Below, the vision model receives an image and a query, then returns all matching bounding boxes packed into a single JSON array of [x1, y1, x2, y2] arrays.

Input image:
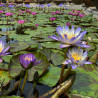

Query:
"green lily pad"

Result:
[[8, 54, 24, 78], [0, 70, 11, 87], [10, 42, 30, 53], [2, 55, 13, 63], [50, 50, 65, 66], [41, 42, 61, 50], [39, 67, 61, 87], [70, 66, 98, 97]]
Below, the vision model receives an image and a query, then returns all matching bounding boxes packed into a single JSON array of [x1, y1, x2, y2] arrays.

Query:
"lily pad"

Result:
[[50, 50, 65, 66], [10, 42, 30, 53], [70, 66, 98, 97], [0, 70, 11, 87], [39, 67, 61, 87], [8, 54, 24, 78], [41, 42, 61, 50]]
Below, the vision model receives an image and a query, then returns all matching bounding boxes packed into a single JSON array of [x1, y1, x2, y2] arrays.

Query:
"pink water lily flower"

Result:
[[76, 11, 80, 14], [68, 12, 73, 15], [62, 48, 92, 69], [66, 23, 71, 26], [51, 12, 55, 15], [49, 25, 90, 48], [18, 20, 25, 24], [55, 11, 60, 14], [32, 12, 37, 15], [35, 24, 39, 26], [22, 11, 25, 14], [0, 40, 10, 57], [18, 13, 21, 15], [20, 53, 41, 69], [0, 10, 3, 13], [72, 10, 76, 12], [79, 14, 84, 17], [50, 17, 56, 21], [26, 10, 31, 13], [5, 13, 13, 16]]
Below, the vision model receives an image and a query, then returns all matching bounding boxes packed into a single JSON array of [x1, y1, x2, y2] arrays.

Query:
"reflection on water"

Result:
[[0, 36, 17, 45], [0, 27, 17, 32]]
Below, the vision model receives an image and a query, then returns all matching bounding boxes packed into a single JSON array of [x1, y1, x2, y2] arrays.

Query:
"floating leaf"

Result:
[[8, 54, 24, 78], [10, 42, 30, 53], [50, 50, 65, 66], [70, 67, 98, 97], [39, 67, 61, 87], [0, 70, 11, 88], [41, 42, 61, 50], [2, 55, 13, 63]]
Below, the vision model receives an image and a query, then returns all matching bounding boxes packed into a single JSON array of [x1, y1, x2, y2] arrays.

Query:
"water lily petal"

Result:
[[2, 46, 10, 53], [75, 27, 81, 36], [60, 44, 70, 48], [76, 43, 91, 48], [85, 61, 92, 64], [48, 35, 59, 41], [71, 64, 77, 69]]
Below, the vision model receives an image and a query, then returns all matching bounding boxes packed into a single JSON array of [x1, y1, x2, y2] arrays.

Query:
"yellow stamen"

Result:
[[0, 47, 2, 53], [25, 57, 31, 61], [71, 53, 81, 61], [62, 33, 75, 39]]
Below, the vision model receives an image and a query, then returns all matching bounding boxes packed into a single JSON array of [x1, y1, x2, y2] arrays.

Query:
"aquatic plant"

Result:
[[66, 23, 71, 26], [18, 20, 25, 27], [55, 11, 60, 14], [50, 17, 56, 24], [18, 20, 25, 24], [79, 14, 85, 17], [62, 48, 92, 69], [5, 13, 13, 16], [19, 53, 41, 69], [35, 24, 39, 26], [32, 12, 37, 15], [0, 40, 10, 57], [49, 25, 90, 48], [0, 10, 3, 13], [51, 12, 56, 15]]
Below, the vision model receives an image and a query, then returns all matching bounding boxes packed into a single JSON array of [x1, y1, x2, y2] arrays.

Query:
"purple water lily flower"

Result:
[[0, 40, 10, 57], [59, 3, 63, 6], [62, 48, 92, 69], [48, 25, 90, 48], [47, 4, 51, 7], [19, 53, 41, 69]]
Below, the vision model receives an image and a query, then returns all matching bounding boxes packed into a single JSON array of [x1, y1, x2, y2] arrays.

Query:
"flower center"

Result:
[[25, 57, 31, 61], [0, 48, 2, 53], [71, 53, 81, 61], [62, 33, 75, 39]]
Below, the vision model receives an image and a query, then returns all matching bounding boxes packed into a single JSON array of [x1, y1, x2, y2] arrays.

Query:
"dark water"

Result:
[[17, 79, 52, 98]]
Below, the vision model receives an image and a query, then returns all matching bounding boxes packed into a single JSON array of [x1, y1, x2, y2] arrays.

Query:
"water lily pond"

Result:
[[0, 3, 98, 98]]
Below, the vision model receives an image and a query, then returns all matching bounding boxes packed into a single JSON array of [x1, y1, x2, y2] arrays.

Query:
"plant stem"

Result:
[[63, 67, 72, 81], [59, 64, 66, 84], [18, 78, 22, 90], [20, 70, 28, 94]]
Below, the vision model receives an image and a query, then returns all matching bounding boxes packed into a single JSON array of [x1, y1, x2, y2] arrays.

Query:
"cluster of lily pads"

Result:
[[0, 2, 98, 98]]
